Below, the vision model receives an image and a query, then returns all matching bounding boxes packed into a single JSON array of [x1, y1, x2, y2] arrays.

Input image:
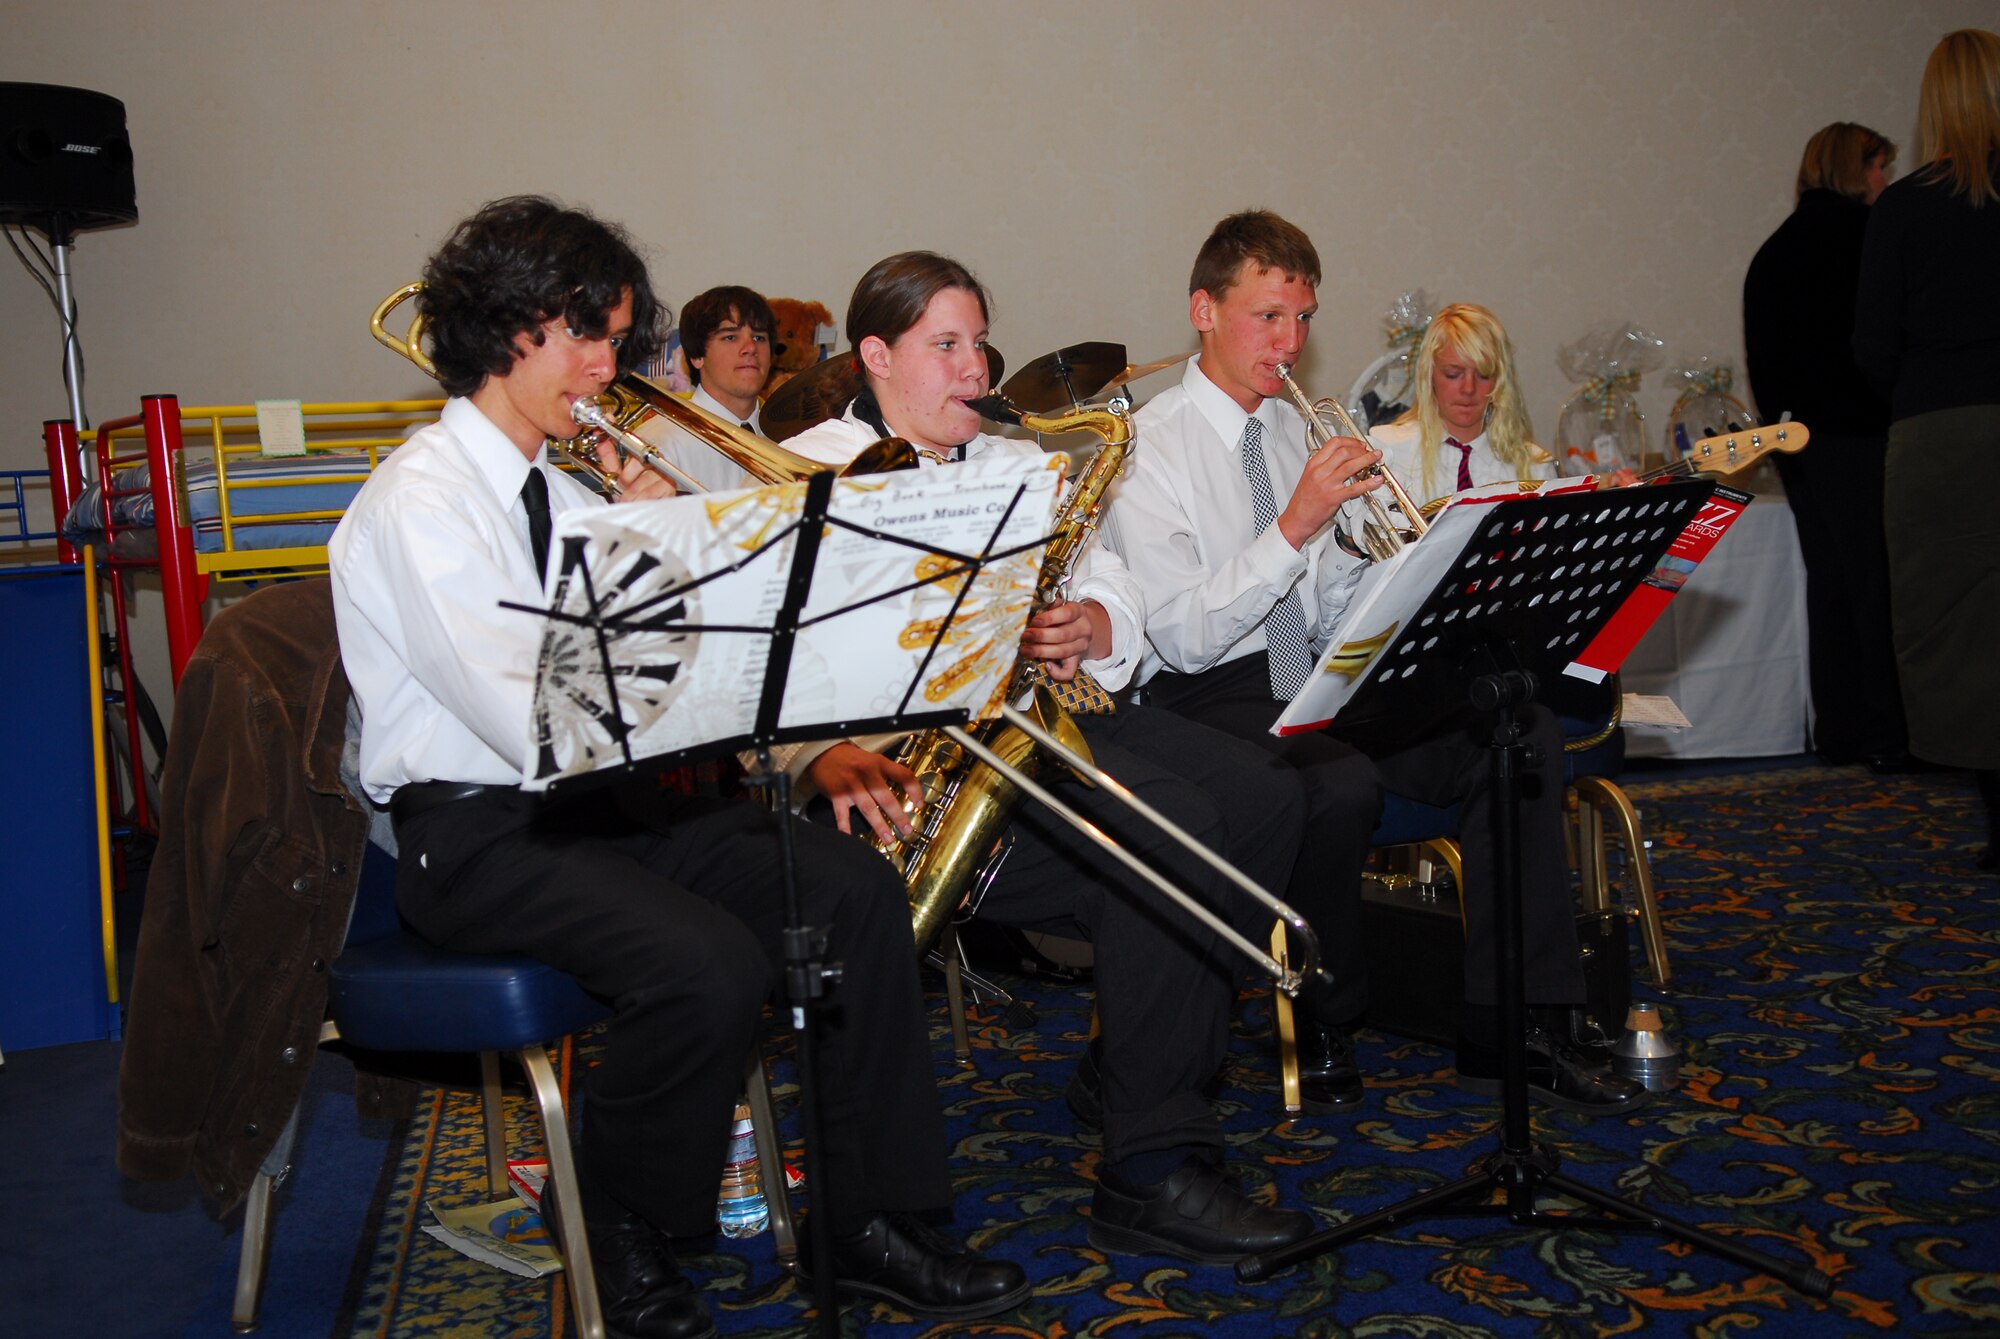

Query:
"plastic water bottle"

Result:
[[716, 1102, 768, 1237]]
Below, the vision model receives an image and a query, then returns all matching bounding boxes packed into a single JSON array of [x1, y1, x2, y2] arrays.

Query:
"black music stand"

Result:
[[517, 464, 1059, 1336], [1239, 481, 1833, 1301]]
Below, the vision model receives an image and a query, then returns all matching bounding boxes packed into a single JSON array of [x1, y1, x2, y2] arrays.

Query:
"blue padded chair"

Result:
[[229, 842, 796, 1338]]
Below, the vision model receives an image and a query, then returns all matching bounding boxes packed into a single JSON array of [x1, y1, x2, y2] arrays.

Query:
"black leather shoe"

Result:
[[540, 1179, 714, 1339], [1066, 1041, 1105, 1132], [1532, 1004, 1617, 1069], [1298, 1023, 1364, 1109], [801, 1212, 1030, 1320], [1088, 1156, 1312, 1265], [1457, 1028, 1649, 1116]]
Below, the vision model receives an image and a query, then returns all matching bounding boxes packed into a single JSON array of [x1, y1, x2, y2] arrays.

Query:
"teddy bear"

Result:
[[761, 297, 836, 397]]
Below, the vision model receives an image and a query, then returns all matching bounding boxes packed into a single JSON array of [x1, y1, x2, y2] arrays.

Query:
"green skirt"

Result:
[[1883, 403, 2000, 768]]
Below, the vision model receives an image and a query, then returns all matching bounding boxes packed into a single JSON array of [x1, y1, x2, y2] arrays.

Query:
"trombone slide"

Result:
[[950, 703, 1326, 995]]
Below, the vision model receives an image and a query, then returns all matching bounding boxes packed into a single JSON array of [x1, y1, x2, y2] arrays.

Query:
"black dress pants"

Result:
[[970, 704, 1305, 1163], [392, 783, 950, 1238], [1145, 653, 1585, 1037], [1773, 437, 1907, 759]]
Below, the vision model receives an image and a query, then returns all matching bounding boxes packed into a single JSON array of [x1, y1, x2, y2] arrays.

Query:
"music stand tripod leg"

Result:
[[1238, 668, 1833, 1301], [758, 752, 845, 1338]]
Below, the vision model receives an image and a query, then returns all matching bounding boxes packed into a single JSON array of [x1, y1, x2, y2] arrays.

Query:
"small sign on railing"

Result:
[[254, 400, 307, 457]]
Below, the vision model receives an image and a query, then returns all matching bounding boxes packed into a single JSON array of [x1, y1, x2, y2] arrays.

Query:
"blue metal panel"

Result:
[[0, 566, 115, 1050]]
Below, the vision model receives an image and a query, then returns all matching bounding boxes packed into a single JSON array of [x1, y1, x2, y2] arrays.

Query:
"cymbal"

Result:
[[759, 354, 863, 442], [1000, 341, 1127, 414], [1115, 350, 1193, 386], [759, 346, 1007, 442]]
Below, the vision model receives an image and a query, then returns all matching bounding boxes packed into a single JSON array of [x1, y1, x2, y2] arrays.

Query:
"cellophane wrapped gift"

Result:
[[1553, 322, 1665, 476], [1350, 289, 1435, 428], [1665, 355, 1756, 458]]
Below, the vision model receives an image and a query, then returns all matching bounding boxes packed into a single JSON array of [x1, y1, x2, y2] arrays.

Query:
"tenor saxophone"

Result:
[[884, 393, 1133, 953]]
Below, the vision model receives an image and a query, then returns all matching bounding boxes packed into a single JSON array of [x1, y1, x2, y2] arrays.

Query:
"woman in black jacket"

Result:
[[1743, 121, 1902, 768], [1853, 28, 2000, 868]]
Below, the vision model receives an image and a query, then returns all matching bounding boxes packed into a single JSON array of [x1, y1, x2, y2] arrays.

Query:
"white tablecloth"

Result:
[[1621, 496, 1813, 759]]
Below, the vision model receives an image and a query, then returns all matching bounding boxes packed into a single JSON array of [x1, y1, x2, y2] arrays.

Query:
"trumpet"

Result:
[[1273, 362, 1430, 562], [568, 396, 707, 496]]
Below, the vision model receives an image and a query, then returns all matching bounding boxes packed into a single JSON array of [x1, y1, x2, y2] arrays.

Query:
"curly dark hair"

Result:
[[418, 195, 669, 398], [678, 285, 774, 388]]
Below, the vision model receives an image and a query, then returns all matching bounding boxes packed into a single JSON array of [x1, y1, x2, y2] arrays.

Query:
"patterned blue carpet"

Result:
[[345, 764, 2000, 1337]]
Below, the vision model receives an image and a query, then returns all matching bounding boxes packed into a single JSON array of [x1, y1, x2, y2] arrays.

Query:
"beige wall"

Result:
[[3, 0, 1988, 704]]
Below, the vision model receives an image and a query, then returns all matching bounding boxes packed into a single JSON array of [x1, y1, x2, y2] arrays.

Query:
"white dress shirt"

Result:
[[631, 382, 760, 494], [773, 405, 1148, 794], [1367, 418, 1557, 510], [330, 397, 602, 802], [1102, 354, 1367, 684]]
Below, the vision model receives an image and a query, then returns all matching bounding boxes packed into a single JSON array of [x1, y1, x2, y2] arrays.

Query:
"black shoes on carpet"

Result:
[[557, 1189, 1028, 1331], [1089, 1155, 1313, 1265], [1297, 1022, 1365, 1109], [539, 1180, 716, 1339], [1456, 1025, 1649, 1115], [798, 1211, 1031, 1320], [1065, 1038, 1108, 1131]]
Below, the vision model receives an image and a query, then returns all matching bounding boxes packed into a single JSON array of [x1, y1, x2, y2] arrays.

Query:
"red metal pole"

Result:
[[42, 419, 82, 565], [140, 395, 205, 687]]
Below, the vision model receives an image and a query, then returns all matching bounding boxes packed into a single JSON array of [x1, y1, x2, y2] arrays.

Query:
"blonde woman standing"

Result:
[[1854, 28, 2000, 867]]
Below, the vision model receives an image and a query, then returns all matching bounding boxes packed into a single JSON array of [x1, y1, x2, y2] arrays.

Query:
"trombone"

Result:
[[369, 282, 915, 497], [961, 701, 1323, 997]]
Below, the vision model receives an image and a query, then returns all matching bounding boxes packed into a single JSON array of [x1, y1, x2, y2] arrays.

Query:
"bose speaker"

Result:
[[0, 83, 138, 239]]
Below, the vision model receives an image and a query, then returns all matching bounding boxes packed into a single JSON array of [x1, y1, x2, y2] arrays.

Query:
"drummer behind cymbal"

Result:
[[632, 284, 775, 492]]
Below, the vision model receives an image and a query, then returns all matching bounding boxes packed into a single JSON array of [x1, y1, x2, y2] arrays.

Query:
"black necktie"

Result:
[[520, 468, 551, 580], [740, 421, 753, 432]]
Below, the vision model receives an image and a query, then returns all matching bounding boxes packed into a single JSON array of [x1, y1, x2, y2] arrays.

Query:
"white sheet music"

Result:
[[522, 455, 1065, 787]]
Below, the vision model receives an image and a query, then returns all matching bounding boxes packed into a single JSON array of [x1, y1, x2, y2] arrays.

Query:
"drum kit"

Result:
[[759, 339, 1189, 442]]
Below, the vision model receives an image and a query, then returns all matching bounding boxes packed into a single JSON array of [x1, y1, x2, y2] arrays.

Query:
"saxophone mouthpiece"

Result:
[[968, 393, 1023, 426]]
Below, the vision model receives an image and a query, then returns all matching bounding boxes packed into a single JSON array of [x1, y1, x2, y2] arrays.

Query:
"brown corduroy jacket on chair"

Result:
[[114, 577, 374, 1213]]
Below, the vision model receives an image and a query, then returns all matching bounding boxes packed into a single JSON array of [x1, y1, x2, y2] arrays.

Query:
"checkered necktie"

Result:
[[1239, 418, 1314, 701], [1447, 435, 1474, 492], [1046, 664, 1117, 714]]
